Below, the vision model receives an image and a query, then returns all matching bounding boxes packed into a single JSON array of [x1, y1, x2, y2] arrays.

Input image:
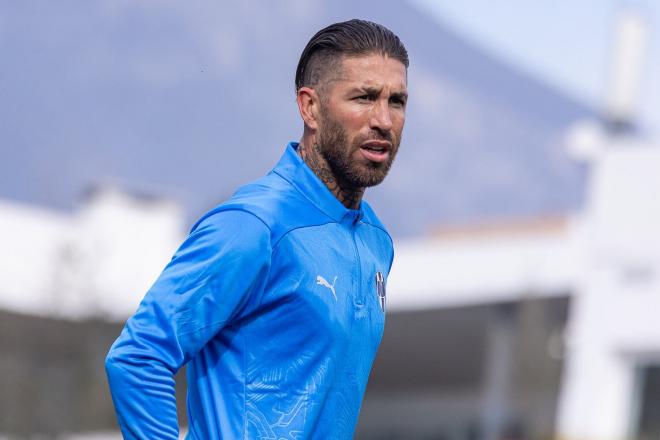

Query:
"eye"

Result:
[[354, 94, 375, 101], [390, 96, 406, 107]]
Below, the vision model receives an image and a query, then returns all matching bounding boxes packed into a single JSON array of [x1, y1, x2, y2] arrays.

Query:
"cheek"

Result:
[[393, 113, 405, 136], [345, 109, 371, 128], [340, 113, 371, 143], [393, 110, 405, 126]]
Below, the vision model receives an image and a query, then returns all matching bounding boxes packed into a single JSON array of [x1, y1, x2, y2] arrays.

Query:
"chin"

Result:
[[351, 167, 390, 188]]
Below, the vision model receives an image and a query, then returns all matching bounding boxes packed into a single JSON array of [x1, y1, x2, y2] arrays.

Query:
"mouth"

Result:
[[359, 140, 391, 163]]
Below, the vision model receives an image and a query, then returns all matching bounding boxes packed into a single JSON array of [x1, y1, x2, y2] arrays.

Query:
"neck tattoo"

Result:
[[297, 142, 364, 210]]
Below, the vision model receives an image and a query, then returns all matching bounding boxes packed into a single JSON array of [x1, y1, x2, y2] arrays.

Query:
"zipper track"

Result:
[[351, 224, 363, 305]]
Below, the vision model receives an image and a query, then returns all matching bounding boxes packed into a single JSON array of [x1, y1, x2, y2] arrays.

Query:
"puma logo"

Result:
[[316, 275, 337, 301]]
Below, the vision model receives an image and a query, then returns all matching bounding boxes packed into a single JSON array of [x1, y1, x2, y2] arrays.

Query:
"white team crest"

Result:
[[376, 271, 386, 312], [316, 275, 337, 301]]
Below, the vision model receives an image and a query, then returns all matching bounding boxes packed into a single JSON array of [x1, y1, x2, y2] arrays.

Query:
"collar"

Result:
[[272, 141, 364, 225]]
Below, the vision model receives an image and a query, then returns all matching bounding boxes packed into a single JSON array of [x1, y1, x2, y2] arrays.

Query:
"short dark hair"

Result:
[[295, 19, 409, 93]]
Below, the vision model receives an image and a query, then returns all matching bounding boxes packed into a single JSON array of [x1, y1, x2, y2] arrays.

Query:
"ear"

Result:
[[296, 86, 321, 131]]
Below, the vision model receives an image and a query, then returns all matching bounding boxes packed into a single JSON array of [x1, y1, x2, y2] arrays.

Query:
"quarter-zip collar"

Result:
[[272, 142, 364, 226]]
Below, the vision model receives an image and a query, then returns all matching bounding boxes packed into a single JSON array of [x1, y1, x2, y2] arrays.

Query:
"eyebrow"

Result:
[[349, 86, 408, 100]]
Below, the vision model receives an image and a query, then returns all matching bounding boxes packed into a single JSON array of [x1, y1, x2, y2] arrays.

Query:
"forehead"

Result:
[[332, 54, 407, 91]]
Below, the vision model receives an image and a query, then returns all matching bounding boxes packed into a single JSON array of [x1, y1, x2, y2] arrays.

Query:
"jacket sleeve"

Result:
[[105, 209, 271, 439]]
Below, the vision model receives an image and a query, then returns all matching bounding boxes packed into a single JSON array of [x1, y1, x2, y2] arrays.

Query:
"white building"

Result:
[[0, 185, 184, 320], [377, 130, 660, 439]]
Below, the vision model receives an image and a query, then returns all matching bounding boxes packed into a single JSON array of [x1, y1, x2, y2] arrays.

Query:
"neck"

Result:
[[297, 140, 364, 210]]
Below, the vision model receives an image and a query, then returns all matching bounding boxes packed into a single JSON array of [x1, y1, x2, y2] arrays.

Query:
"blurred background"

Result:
[[1, 0, 660, 439]]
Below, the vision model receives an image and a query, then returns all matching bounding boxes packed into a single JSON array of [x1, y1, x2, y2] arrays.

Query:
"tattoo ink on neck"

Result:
[[297, 142, 364, 210]]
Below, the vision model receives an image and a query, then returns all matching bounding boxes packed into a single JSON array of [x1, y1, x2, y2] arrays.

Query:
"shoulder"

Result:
[[360, 200, 395, 272], [175, 209, 272, 267], [190, 172, 333, 245], [360, 200, 393, 245]]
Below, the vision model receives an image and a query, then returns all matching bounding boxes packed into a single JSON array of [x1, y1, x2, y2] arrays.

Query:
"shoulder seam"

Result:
[[214, 208, 340, 253], [272, 221, 337, 251], [200, 207, 273, 236], [360, 220, 393, 243], [361, 221, 395, 273]]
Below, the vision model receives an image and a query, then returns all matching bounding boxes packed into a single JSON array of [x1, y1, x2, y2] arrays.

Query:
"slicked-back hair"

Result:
[[295, 19, 409, 94]]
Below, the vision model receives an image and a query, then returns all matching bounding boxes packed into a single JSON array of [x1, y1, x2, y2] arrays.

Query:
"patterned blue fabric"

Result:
[[106, 142, 394, 439]]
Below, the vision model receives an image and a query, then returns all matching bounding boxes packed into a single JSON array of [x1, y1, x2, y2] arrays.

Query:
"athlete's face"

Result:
[[316, 54, 407, 188]]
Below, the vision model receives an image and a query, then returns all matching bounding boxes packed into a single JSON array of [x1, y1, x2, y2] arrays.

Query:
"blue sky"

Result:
[[412, 0, 660, 132]]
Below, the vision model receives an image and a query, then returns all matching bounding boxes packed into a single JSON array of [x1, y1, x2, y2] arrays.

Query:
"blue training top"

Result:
[[106, 142, 394, 439]]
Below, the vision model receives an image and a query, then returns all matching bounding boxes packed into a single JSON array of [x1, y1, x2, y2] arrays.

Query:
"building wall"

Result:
[[556, 141, 660, 440], [357, 297, 569, 440], [0, 309, 187, 437]]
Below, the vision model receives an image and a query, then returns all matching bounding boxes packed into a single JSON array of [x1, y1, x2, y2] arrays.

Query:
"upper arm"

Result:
[[109, 208, 272, 371]]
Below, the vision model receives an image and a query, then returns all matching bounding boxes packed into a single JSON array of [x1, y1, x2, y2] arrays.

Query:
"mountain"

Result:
[[0, 0, 592, 236]]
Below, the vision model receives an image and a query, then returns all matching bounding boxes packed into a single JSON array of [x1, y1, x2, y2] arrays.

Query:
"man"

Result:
[[106, 19, 408, 439]]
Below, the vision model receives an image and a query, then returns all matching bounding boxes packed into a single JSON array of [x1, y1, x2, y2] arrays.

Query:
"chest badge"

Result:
[[375, 271, 386, 312]]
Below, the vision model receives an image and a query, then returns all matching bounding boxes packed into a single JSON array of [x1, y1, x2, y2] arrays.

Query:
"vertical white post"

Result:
[[604, 9, 647, 128]]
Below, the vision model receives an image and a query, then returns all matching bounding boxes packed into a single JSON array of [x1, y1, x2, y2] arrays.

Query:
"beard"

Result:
[[315, 109, 399, 189]]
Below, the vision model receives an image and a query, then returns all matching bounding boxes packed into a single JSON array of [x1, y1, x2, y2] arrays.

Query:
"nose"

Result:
[[369, 99, 393, 132]]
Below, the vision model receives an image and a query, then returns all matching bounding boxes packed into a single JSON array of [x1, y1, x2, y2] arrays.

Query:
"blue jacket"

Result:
[[106, 142, 394, 439]]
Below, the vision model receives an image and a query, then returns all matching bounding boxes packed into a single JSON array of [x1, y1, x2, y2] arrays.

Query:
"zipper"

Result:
[[351, 222, 363, 306]]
